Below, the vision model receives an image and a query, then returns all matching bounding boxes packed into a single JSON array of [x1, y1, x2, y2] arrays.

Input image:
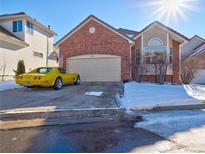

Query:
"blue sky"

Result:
[[1, 0, 205, 42]]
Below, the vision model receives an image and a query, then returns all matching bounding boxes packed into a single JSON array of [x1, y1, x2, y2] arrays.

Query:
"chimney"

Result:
[[48, 25, 51, 29]]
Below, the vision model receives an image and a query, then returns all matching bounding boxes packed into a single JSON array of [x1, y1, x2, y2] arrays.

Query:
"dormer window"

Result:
[[12, 20, 22, 32], [27, 21, 34, 34]]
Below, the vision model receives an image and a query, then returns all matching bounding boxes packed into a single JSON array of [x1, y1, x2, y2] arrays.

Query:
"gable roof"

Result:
[[133, 21, 189, 41], [0, 12, 26, 18], [117, 28, 139, 38], [0, 25, 28, 47], [187, 42, 205, 59], [193, 42, 205, 51], [55, 15, 134, 46], [0, 12, 57, 36], [0, 25, 22, 41], [189, 35, 205, 42]]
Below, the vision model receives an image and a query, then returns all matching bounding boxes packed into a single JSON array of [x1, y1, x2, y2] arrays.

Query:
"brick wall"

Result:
[[172, 40, 180, 83], [59, 19, 132, 80]]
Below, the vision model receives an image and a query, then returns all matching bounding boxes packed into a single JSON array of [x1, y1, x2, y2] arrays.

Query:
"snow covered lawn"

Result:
[[121, 82, 204, 110], [0, 80, 22, 91]]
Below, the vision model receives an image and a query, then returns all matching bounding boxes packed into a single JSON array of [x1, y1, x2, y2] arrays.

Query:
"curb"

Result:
[[131, 104, 205, 112], [0, 107, 126, 130], [0, 107, 123, 114]]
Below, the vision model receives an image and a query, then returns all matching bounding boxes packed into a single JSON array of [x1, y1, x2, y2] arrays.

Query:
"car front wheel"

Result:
[[74, 76, 80, 85], [54, 77, 63, 90]]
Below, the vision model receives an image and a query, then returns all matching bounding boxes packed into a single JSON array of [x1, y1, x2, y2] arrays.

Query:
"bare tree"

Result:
[[135, 62, 148, 82], [181, 58, 199, 84], [153, 52, 168, 84]]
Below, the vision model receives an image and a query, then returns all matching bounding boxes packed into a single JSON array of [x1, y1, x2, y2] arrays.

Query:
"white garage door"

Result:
[[66, 54, 121, 82]]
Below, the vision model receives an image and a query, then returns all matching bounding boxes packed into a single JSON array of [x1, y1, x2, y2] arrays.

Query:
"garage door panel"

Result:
[[67, 56, 121, 82]]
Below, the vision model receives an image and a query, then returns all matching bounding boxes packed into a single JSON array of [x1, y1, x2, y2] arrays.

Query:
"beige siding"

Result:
[[135, 25, 173, 75], [143, 25, 167, 48], [0, 17, 57, 80]]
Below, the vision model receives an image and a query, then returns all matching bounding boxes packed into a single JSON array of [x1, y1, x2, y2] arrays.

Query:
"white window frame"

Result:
[[148, 37, 164, 46], [144, 47, 167, 64]]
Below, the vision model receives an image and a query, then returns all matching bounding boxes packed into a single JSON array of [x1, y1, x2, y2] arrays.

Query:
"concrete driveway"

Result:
[[0, 83, 123, 110]]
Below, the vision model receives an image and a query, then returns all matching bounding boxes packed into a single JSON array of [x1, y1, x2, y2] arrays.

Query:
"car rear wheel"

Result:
[[74, 76, 80, 85], [54, 77, 63, 90]]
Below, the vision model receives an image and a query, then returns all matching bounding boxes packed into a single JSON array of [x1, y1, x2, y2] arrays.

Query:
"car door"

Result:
[[58, 68, 70, 84]]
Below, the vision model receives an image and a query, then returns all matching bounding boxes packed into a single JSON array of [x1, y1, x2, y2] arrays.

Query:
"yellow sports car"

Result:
[[16, 67, 80, 90]]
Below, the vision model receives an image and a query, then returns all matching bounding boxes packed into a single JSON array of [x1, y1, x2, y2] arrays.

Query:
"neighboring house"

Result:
[[0, 12, 58, 80], [181, 35, 205, 59], [55, 15, 188, 83], [181, 35, 205, 84], [183, 42, 205, 84]]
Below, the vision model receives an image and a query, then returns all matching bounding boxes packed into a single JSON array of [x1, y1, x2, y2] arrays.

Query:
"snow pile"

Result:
[[0, 80, 22, 91], [183, 84, 205, 101], [121, 82, 203, 110], [85, 91, 103, 96], [135, 110, 205, 145]]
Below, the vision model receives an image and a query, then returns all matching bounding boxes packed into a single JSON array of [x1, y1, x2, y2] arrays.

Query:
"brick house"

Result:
[[182, 38, 205, 84], [55, 15, 189, 83]]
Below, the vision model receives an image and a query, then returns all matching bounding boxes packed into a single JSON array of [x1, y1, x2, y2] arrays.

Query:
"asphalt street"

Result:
[[0, 121, 174, 153]]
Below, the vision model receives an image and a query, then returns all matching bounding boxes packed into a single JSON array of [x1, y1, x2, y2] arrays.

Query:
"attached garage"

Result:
[[67, 54, 121, 82], [55, 15, 134, 82]]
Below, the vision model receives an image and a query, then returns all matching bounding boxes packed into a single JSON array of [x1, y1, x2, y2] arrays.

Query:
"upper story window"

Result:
[[27, 21, 34, 34], [148, 38, 163, 46], [13, 20, 23, 32]]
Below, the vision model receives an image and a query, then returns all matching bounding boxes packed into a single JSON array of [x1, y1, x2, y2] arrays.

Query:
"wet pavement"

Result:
[[0, 121, 171, 153]]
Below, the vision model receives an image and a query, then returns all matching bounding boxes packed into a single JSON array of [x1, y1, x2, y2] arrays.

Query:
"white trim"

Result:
[[68, 54, 120, 60], [179, 44, 182, 81], [129, 43, 135, 78], [179, 41, 187, 80], [166, 32, 170, 63], [141, 34, 144, 64], [55, 16, 134, 46]]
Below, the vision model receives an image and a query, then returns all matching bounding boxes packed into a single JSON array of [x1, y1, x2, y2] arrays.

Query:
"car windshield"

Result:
[[37, 68, 52, 74]]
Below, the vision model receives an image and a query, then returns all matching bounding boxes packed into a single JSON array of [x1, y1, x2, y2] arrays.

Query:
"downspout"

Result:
[[46, 36, 49, 66]]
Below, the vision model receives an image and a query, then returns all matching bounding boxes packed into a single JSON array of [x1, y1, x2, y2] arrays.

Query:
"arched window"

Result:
[[148, 38, 163, 46]]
